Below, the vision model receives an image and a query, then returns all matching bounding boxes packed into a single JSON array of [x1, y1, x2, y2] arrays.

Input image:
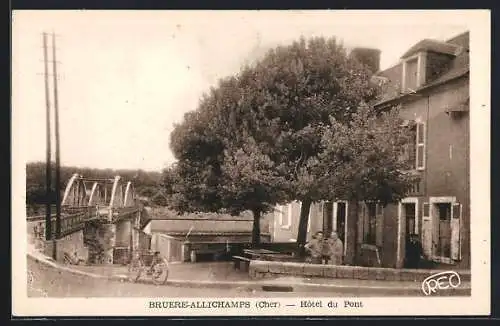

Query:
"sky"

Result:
[[12, 10, 469, 172]]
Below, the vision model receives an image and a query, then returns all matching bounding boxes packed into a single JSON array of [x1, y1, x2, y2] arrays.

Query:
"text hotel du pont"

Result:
[[148, 299, 364, 310]]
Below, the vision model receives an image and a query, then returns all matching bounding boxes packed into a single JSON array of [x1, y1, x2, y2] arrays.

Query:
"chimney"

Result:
[[350, 47, 381, 74]]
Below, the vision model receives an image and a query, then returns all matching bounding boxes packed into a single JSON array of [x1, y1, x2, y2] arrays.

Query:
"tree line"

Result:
[[161, 36, 418, 249], [26, 161, 162, 206]]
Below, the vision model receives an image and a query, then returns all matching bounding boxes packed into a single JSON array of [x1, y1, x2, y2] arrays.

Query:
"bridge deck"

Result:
[[27, 205, 140, 237]]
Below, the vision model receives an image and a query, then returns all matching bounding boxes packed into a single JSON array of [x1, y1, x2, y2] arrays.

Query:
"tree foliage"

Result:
[[316, 105, 419, 204], [163, 36, 415, 247], [25, 162, 162, 206]]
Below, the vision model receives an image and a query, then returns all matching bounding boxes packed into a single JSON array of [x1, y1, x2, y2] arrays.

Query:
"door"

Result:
[[402, 203, 417, 266], [404, 203, 416, 237], [436, 203, 452, 259], [451, 203, 462, 261], [421, 202, 432, 257]]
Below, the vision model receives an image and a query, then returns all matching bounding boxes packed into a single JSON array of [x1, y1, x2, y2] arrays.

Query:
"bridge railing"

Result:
[[27, 206, 100, 238]]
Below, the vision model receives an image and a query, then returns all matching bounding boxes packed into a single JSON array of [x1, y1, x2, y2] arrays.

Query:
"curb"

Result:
[[27, 253, 471, 296]]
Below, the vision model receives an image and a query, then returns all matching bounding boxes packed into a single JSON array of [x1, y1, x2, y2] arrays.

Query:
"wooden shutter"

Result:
[[451, 203, 462, 261], [416, 122, 426, 170], [357, 202, 365, 244], [376, 204, 384, 247], [421, 202, 433, 258]]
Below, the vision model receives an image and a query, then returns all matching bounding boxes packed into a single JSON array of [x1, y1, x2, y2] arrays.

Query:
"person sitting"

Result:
[[304, 231, 324, 264], [325, 231, 344, 265]]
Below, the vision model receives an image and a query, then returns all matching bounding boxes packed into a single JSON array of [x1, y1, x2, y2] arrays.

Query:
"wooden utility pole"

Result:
[[42, 32, 53, 244], [52, 32, 62, 240]]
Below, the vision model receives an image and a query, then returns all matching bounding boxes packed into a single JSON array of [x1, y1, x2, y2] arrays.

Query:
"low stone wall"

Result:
[[41, 229, 89, 263], [249, 260, 471, 282]]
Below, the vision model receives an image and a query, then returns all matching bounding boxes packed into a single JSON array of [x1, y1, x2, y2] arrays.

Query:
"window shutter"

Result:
[[451, 203, 462, 261], [416, 122, 426, 170], [376, 204, 384, 247], [357, 202, 364, 244], [421, 202, 432, 258]]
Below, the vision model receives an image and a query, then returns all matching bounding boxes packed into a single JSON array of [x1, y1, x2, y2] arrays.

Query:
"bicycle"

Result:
[[128, 252, 169, 285]]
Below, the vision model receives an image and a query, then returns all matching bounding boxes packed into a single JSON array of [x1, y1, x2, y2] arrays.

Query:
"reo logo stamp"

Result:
[[421, 271, 461, 296]]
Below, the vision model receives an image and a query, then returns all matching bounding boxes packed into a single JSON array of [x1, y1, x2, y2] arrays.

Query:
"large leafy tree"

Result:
[[164, 36, 380, 246], [233, 37, 379, 247], [166, 76, 289, 244]]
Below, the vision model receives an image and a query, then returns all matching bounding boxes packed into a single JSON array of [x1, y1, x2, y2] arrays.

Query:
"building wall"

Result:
[[270, 202, 299, 242], [270, 201, 323, 243], [399, 77, 469, 268], [269, 77, 469, 269], [115, 220, 131, 247], [150, 233, 183, 262]]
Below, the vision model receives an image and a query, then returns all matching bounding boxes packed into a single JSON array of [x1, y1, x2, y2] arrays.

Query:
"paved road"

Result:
[[28, 257, 467, 298], [29, 258, 364, 298]]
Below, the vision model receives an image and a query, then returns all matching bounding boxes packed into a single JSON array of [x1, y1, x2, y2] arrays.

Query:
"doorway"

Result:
[[435, 202, 452, 259], [397, 197, 419, 269], [402, 202, 417, 267]]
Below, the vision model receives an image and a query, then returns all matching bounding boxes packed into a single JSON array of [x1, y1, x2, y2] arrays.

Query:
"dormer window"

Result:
[[401, 52, 426, 93]]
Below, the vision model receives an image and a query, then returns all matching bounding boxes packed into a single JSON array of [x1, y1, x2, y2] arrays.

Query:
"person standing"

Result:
[[405, 234, 424, 269], [304, 231, 324, 264], [326, 231, 344, 265]]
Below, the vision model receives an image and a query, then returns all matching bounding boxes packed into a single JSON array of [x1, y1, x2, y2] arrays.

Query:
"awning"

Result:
[[445, 97, 469, 114]]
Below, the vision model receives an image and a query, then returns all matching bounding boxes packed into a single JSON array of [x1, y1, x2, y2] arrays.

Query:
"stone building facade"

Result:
[[270, 31, 470, 269]]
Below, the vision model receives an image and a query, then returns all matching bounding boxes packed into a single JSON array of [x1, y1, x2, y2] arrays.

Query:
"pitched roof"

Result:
[[148, 218, 253, 234], [374, 31, 469, 106], [401, 39, 461, 59]]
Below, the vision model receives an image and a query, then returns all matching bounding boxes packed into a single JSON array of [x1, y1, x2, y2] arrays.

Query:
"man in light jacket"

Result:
[[304, 231, 324, 264], [326, 231, 344, 265]]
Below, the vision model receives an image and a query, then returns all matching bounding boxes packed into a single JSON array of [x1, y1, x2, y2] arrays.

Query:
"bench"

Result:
[[232, 255, 251, 271]]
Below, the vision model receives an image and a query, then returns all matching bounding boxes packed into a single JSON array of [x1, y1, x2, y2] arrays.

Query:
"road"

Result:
[[29, 257, 365, 298], [28, 257, 468, 298]]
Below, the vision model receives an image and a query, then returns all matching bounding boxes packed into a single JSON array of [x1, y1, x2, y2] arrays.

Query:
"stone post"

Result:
[[100, 223, 116, 265], [181, 242, 191, 262]]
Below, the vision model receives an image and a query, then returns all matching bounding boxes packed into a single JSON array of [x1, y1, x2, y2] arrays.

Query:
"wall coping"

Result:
[[249, 260, 471, 282]]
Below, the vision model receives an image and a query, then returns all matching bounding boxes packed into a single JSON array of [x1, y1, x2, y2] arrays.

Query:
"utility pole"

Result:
[[52, 32, 62, 240], [42, 32, 53, 247]]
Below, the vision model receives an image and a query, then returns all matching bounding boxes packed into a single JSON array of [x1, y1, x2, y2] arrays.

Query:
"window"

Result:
[[410, 180, 420, 194], [278, 204, 292, 229], [400, 123, 417, 169], [416, 122, 426, 170], [437, 203, 451, 221], [404, 57, 419, 92]]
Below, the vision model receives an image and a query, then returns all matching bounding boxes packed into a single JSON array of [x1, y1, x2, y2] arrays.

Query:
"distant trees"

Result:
[[25, 162, 162, 206]]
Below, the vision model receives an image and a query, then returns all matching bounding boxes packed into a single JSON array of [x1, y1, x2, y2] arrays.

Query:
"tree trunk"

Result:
[[296, 198, 312, 257], [352, 200, 359, 265], [251, 209, 261, 246]]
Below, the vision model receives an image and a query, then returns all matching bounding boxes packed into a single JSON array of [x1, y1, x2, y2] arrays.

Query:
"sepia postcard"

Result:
[[12, 9, 490, 317]]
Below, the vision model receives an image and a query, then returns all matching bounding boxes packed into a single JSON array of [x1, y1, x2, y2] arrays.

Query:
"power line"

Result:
[[52, 32, 62, 240]]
